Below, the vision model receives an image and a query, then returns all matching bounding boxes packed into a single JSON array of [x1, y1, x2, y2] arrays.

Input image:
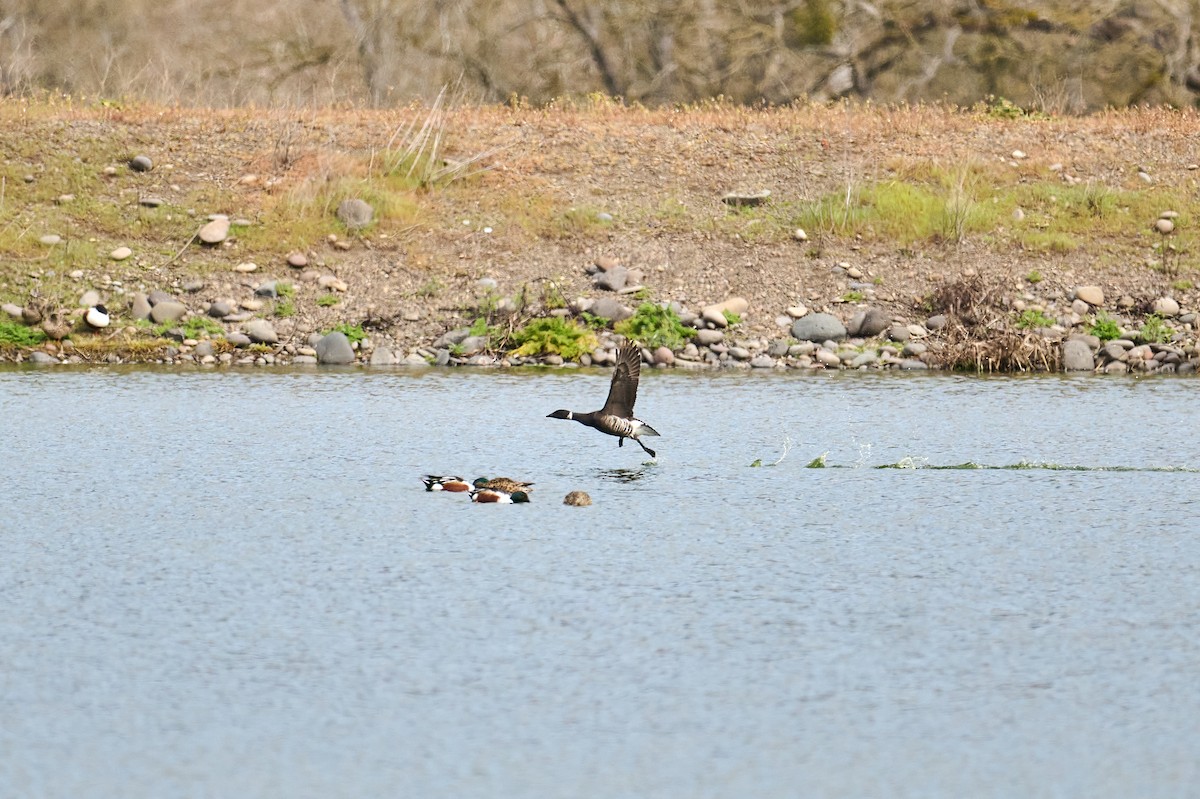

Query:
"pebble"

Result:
[[39, 234, 62, 246], [244, 319, 278, 344], [198, 217, 231, 245], [593, 266, 628, 292], [1075, 285, 1105, 306], [129, 155, 153, 172], [287, 252, 308, 268], [110, 246, 132, 261], [1154, 218, 1175, 235], [79, 290, 101, 308], [233, 262, 258, 273], [150, 301, 187, 323], [140, 197, 163, 207], [318, 274, 348, 292]]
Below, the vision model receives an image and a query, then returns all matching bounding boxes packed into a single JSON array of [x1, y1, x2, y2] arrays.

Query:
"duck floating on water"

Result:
[[422, 475, 471, 492], [473, 477, 534, 494], [470, 488, 530, 504], [547, 343, 660, 457]]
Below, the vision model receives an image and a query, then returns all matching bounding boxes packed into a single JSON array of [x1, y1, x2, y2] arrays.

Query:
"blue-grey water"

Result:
[[1, 366, 1197, 798]]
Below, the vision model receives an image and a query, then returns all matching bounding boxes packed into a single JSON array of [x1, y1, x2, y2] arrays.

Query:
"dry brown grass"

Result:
[[925, 277, 1061, 373]]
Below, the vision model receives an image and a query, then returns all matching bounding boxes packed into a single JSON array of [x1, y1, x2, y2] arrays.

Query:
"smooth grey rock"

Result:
[[593, 266, 628, 292], [846, 350, 874, 368], [129, 294, 152, 321], [139, 197, 163, 207], [652, 346, 674, 365], [369, 347, 397, 365], [434, 327, 471, 348], [1059, 339, 1094, 370], [129, 155, 153, 172], [851, 307, 891, 338], [587, 297, 633, 322], [729, 346, 752, 360], [750, 355, 775, 368], [28, 351, 58, 364], [887, 324, 911, 342], [224, 311, 253, 323], [79, 290, 101, 308], [767, 339, 790, 357], [925, 314, 948, 331], [193, 341, 215, 358], [337, 198, 374, 229], [792, 312, 847, 342], [457, 336, 488, 356], [182, 279, 206, 293], [244, 319, 278, 344], [701, 307, 729, 328], [287, 252, 308, 268], [902, 341, 927, 357], [39, 234, 62, 246], [403, 353, 430, 366], [695, 328, 724, 346], [2, 303, 23, 319], [146, 290, 172, 306], [225, 332, 252, 348], [208, 300, 235, 318], [721, 190, 771, 207], [292, 355, 318, 365], [316, 331, 355, 364], [150, 301, 186, 323], [254, 280, 278, 298], [899, 359, 929, 370]]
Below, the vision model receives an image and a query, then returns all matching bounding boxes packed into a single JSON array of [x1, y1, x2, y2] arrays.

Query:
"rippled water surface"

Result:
[[2, 366, 1198, 798]]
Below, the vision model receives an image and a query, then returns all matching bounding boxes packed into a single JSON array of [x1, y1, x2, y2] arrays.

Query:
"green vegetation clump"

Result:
[[316, 294, 340, 307], [1025, 270, 1043, 284], [509, 317, 598, 360], [1139, 314, 1171, 344], [1086, 312, 1121, 342], [722, 310, 742, 326], [328, 323, 366, 344], [183, 316, 221, 338], [275, 300, 296, 318], [613, 303, 696, 351], [0, 320, 48, 347], [1015, 309, 1056, 329]]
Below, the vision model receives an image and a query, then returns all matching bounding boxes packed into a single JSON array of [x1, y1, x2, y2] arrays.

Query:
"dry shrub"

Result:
[[924, 276, 1061, 373]]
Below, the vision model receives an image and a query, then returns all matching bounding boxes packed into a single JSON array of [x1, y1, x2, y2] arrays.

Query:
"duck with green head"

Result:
[[470, 488, 530, 504]]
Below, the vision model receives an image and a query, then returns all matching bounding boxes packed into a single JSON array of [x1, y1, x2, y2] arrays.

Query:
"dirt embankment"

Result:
[[2, 100, 1199, 372]]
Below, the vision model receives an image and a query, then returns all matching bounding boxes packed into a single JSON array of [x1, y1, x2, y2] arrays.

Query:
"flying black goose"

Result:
[[547, 343, 660, 457]]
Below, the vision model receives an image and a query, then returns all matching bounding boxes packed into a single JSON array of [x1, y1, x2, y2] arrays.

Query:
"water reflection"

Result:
[[594, 465, 654, 483]]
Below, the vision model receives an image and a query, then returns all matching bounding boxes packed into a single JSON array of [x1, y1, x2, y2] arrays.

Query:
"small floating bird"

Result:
[[563, 490, 592, 507], [422, 475, 470, 492], [473, 477, 534, 494], [471, 488, 530, 504], [547, 343, 660, 457], [83, 304, 111, 330]]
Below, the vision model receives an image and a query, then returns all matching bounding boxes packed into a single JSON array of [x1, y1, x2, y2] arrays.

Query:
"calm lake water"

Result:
[[1, 366, 1198, 798]]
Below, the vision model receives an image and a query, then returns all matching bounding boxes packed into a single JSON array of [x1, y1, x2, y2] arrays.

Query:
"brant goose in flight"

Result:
[[547, 343, 660, 457], [423, 475, 471, 492]]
